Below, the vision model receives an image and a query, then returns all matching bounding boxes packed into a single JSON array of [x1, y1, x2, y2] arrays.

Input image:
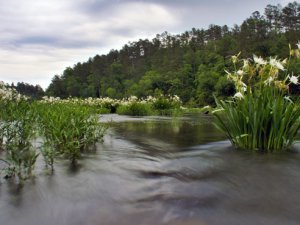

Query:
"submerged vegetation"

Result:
[[213, 44, 300, 151], [0, 84, 37, 181]]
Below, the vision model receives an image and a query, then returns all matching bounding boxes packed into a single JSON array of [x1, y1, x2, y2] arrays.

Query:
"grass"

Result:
[[214, 88, 300, 151]]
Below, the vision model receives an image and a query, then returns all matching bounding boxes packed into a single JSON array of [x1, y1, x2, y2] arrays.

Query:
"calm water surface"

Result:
[[1, 114, 300, 225]]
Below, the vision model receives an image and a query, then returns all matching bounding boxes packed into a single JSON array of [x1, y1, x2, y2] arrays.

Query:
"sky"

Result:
[[0, 0, 292, 89]]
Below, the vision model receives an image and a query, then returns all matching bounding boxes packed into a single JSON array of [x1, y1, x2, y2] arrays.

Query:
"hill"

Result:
[[46, 2, 300, 106]]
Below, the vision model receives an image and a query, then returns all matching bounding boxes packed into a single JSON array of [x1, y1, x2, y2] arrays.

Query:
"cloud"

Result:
[[0, 0, 180, 89], [0, 0, 179, 49]]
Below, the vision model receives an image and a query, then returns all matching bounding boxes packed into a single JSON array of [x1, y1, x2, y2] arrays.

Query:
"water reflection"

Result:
[[1, 114, 300, 225]]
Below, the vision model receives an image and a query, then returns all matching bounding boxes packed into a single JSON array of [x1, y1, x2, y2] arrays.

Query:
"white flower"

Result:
[[128, 96, 138, 102], [243, 59, 249, 69], [234, 92, 244, 99], [289, 75, 299, 85], [239, 80, 247, 88], [237, 70, 244, 76], [269, 57, 285, 71], [264, 76, 274, 85], [296, 41, 300, 49], [173, 95, 180, 101], [231, 55, 238, 63], [253, 55, 266, 65], [282, 58, 287, 65]]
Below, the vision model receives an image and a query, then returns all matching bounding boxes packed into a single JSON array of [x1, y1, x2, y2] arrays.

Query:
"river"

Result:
[[1, 114, 300, 225]]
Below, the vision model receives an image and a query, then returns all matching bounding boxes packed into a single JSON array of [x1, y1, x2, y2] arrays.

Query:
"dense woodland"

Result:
[[46, 2, 300, 106]]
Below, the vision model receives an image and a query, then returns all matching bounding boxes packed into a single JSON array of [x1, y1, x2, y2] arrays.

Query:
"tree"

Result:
[[281, 2, 299, 31], [264, 4, 282, 33]]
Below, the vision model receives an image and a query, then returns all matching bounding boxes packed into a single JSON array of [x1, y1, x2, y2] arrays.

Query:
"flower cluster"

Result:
[[226, 43, 300, 100], [41, 96, 120, 107], [40, 95, 182, 108], [213, 43, 300, 152]]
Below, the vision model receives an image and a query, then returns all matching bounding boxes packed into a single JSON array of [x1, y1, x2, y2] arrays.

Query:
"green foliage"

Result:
[[215, 76, 235, 97]]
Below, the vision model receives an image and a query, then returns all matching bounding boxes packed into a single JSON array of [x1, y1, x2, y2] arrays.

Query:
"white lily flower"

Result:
[[243, 59, 249, 69], [289, 75, 299, 85], [237, 70, 244, 76], [234, 92, 244, 99], [231, 55, 238, 63], [253, 55, 266, 65], [264, 76, 274, 85], [270, 57, 285, 71], [282, 58, 288, 65]]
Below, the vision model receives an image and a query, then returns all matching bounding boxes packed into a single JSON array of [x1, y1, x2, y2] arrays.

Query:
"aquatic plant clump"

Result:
[[213, 44, 300, 151], [0, 82, 108, 181], [0, 83, 38, 181], [36, 102, 107, 167]]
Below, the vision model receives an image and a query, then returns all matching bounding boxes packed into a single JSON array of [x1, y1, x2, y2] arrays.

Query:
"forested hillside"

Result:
[[46, 2, 300, 106]]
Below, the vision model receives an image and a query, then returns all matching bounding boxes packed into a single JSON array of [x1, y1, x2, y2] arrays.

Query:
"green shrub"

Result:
[[152, 96, 181, 115], [116, 102, 153, 116]]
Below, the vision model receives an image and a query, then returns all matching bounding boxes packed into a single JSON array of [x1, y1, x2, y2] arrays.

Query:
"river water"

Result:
[[1, 114, 300, 225]]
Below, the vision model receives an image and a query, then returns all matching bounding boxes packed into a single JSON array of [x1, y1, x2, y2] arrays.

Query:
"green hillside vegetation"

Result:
[[46, 2, 300, 106]]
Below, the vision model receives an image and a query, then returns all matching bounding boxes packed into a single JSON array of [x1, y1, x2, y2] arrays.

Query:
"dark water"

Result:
[[1, 114, 300, 225]]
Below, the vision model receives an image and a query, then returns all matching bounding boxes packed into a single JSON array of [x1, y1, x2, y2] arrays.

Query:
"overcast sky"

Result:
[[0, 0, 291, 89]]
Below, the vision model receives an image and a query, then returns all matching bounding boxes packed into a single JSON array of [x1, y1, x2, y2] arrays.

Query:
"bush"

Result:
[[116, 102, 153, 116], [152, 95, 181, 115]]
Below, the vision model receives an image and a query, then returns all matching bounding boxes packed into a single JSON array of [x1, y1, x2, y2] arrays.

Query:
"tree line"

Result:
[[5, 82, 45, 100], [46, 1, 300, 106]]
